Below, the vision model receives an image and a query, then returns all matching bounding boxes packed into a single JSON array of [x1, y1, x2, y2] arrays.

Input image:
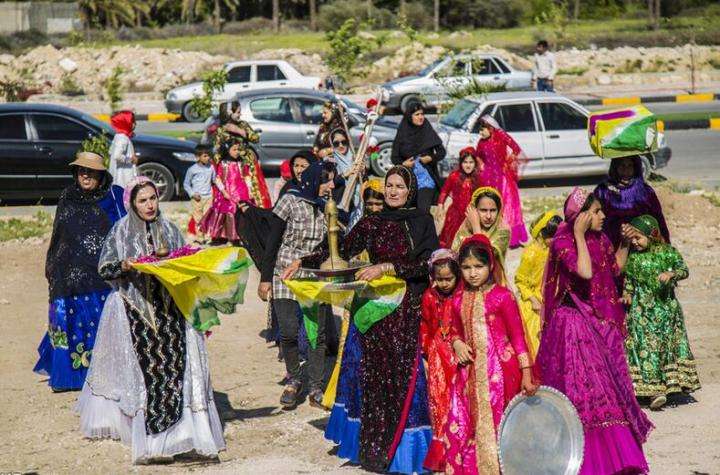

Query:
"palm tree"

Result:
[[309, 0, 317, 31], [273, 0, 280, 33], [434, 0, 439, 32], [181, 0, 239, 28], [78, 0, 136, 28]]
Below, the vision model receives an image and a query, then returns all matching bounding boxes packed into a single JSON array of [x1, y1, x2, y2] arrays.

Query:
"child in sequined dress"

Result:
[[420, 248, 460, 472], [622, 214, 701, 410]]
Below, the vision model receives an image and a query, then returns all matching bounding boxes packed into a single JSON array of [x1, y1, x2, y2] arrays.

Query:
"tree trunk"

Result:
[[273, 0, 280, 33], [367, 0, 372, 20], [399, 0, 406, 16], [648, 0, 660, 31], [653, 0, 660, 31], [213, 0, 221, 33], [573, 0, 580, 20], [309, 0, 317, 31], [434, 0, 439, 32]]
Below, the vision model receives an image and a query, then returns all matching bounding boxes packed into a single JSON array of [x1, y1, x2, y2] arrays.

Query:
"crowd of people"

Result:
[[32, 98, 701, 474]]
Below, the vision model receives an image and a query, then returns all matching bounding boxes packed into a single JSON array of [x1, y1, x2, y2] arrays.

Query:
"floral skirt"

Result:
[[34, 289, 111, 390]]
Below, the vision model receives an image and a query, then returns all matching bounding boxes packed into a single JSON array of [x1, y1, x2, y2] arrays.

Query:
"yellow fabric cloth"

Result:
[[514, 239, 549, 358], [322, 310, 350, 408]]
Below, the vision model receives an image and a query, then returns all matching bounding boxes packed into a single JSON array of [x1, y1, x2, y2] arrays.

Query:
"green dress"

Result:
[[623, 243, 701, 397]]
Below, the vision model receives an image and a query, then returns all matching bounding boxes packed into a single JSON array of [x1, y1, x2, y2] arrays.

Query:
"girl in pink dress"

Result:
[[475, 115, 528, 247], [200, 139, 250, 243], [443, 234, 536, 475], [537, 187, 653, 474]]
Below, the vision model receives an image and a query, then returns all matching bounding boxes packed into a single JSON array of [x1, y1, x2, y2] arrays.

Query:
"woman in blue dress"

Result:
[[34, 151, 126, 391]]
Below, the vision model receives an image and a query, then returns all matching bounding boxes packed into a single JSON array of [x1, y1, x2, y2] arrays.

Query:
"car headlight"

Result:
[[173, 152, 197, 162]]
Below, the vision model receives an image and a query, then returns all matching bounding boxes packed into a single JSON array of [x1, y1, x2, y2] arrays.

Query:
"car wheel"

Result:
[[182, 102, 204, 123], [370, 142, 394, 177], [400, 95, 422, 114], [137, 162, 175, 201]]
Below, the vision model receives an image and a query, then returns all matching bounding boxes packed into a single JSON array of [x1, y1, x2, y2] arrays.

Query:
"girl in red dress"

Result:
[[420, 248, 461, 472], [437, 147, 483, 248]]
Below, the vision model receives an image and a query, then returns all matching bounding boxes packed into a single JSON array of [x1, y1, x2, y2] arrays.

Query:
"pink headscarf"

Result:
[[428, 248, 458, 267], [563, 186, 590, 222], [123, 175, 155, 211]]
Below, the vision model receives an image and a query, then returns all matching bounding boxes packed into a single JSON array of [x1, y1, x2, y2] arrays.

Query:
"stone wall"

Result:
[[0, 2, 79, 35]]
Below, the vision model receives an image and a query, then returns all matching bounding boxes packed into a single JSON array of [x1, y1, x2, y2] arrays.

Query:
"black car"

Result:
[[0, 103, 197, 202]]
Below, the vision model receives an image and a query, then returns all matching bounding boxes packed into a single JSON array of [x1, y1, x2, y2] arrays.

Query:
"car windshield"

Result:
[[440, 99, 478, 129], [418, 58, 444, 76]]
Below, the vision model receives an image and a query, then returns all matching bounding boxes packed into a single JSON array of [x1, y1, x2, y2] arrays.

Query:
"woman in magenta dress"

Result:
[[200, 139, 250, 243], [437, 147, 483, 248], [475, 115, 528, 247], [537, 187, 653, 474], [443, 234, 536, 474]]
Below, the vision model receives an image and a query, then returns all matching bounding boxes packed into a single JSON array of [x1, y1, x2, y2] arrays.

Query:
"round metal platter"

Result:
[[299, 261, 370, 282], [497, 386, 584, 475]]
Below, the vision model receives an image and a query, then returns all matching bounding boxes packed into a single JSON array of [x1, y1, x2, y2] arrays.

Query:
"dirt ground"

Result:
[[1, 189, 719, 474]]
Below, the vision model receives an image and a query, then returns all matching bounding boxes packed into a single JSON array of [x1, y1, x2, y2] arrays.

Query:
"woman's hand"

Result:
[[121, 259, 134, 273], [355, 263, 388, 282], [402, 158, 415, 168], [620, 292, 632, 306], [319, 147, 333, 159], [573, 211, 592, 237], [237, 202, 249, 213], [521, 369, 538, 396], [452, 339, 474, 365], [466, 204, 481, 233], [281, 259, 302, 281], [420, 155, 432, 164], [257, 282, 272, 301], [658, 271, 675, 284]]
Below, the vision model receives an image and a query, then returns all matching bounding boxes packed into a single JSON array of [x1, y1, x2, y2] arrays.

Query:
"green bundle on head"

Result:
[[80, 133, 111, 168]]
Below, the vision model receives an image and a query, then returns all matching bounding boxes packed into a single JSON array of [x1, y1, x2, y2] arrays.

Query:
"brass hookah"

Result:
[[320, 195, 348, 271]]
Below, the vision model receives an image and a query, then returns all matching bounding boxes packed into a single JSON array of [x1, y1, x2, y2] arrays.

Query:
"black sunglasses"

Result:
[[332, 139, 348, 147]]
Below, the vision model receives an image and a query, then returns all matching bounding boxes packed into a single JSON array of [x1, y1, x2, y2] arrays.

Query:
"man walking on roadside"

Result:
[[532, 40, 557, 92]]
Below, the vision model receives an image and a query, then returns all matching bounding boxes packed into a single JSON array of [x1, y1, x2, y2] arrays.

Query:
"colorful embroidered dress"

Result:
[[214, 123, 271, 208], [200, 158, 249, 241], [35, 177, 126, 390], [537, 188, 653, 475], [443, 235, 530, 475], [623, 216, 700, 397], [420, 285, 458, 471], [514, 210, 559, 359], [475, 120, 527, 247], [437, 167, 482, 248]]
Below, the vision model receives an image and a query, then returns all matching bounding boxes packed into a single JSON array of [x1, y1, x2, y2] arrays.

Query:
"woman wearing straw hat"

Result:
[[34, 151, 126, 392]]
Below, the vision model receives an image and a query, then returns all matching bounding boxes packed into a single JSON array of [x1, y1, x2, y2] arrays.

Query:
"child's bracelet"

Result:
[[520, 365, 533, 370]]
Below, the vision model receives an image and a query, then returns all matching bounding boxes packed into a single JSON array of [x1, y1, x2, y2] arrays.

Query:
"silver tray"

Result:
[[299, 261, 370, 282], [498, 386, 584, 475]]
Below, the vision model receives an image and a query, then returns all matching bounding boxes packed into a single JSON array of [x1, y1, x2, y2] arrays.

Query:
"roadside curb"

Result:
[[576, 93, 720, 106]]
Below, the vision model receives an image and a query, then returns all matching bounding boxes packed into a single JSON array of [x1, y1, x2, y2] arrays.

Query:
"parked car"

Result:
[[382, 54, 533, 113], [427, 91, 671, 181], [0, 104, 197, 202], [209, 88, 398, 176], [165, 60, 322, 122]]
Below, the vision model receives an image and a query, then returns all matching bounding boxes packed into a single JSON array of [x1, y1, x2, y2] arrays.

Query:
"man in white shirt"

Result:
[[532, 40, 557, 92]]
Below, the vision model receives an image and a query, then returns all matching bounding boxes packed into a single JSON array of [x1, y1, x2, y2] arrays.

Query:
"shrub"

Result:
[[558, 66, 588, 76], [104, 66, 124, 112], [81, 133, 111, 168], [399, 2, 433, 30], [223, 17, 275, 34], [188, 68, 228, 120], [0, 211, 53, 242], [58, 74, 84, 96], [318, 0, 395, 31], [325, 18, 374, 87], [444, 0, 526, 29]]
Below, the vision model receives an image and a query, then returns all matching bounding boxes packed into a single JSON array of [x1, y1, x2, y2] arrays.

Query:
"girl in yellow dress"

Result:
[[514, 210, 562, 358]]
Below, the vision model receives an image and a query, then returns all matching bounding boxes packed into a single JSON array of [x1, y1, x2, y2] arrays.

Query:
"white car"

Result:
[[165, 60, 321, 122], [430, 91, 670, 180], [381, 54, 533, 112]]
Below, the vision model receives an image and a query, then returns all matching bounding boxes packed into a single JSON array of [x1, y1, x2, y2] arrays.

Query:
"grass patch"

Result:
[[0, 211, 53, 241], [558, 66, 588, 76], [90, 15, 720, 58], [655, 111, 720, 122], [152, 130, 203, 141], [657, 179, 703, 194], [522, 195, 565, 217], [702, 191, 720, 207]]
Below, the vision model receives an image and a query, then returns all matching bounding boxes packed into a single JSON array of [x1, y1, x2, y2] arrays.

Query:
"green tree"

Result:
[[188, 68, 228, 120], [325, 18, 373, 88], [104, 66, 124, 113], [78, 0, 136, 28]]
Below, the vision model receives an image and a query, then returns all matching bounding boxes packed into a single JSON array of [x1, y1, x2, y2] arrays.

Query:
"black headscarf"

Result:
[[379, 165, 439, 261], [288, 161, 332, 204], [391, 102, 443, 161]]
